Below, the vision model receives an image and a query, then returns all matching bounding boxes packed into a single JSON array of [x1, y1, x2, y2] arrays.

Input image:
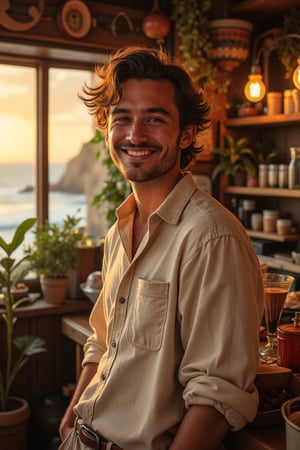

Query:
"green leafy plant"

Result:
[[278, 7, 300, 79], [0, 218, 46, 411], [171, 0, 230, 93], [212, 134, 257, 181], [90, 130, 131, 227], [251, 139, 279, 166], [25, 213, 85, 278]]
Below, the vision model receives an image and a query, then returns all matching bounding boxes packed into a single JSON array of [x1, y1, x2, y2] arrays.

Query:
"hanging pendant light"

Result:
[[244, 64, 266, 102], [292, 57, 300, 89], [142, 0, 171, 44]]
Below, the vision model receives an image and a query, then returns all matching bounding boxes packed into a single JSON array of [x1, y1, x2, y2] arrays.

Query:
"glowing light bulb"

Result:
[[292, 57, 300, 89], [244, 73, 266, 102]]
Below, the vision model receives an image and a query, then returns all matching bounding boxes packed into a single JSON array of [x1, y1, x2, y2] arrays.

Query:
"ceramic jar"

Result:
[[277, 313, 300, 372]]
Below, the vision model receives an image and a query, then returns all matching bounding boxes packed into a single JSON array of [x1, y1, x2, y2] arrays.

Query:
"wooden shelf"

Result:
[[226, 113, 300, 128], [258, 255, 300, 275], [246, 230, 300, 242], [232, 0, 300, 17], [224, 186, 300, 198]]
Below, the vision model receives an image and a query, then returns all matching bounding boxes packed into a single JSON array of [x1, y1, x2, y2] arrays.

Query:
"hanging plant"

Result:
[[171, 0, 230, 93], [278, 7, 300, 79]]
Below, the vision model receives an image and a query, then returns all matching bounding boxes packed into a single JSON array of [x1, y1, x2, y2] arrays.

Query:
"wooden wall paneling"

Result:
[[0, 1, 158, 62], [0, 300, 90, 406]]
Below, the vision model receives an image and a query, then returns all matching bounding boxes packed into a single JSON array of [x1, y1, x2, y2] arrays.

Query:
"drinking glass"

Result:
[[260, 272, 295, 364]]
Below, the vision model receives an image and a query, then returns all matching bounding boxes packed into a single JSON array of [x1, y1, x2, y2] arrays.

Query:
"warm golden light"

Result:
[[292, 57, 300, 89], [244, 73, 266, 102]]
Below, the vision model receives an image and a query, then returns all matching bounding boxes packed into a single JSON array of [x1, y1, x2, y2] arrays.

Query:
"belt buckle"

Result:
[[81, 423, 102, 450]]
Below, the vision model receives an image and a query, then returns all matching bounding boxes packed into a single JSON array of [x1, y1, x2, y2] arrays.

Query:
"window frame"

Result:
[[0, 54, 94, 225]]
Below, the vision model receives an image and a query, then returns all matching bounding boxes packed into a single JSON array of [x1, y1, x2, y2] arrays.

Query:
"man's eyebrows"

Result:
[[111, 107, 170, 116]]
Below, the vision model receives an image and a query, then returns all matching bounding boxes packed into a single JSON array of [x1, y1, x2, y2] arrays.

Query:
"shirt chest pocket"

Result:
[[127, 278, 169, 351]]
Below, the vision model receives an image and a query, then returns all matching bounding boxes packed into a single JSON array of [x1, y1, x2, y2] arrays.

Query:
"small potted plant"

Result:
[[212, 134, 256, 185], [25, 213, 85, 303], [251, 138, 279, 165], [0, 218, 46, 449]]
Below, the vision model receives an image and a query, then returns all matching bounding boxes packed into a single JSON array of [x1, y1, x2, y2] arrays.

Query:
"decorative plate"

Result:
[[58, 0, 92, 39]]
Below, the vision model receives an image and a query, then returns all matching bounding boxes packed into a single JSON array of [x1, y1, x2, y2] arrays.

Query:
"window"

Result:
[[48, 67, 93, 225], [0, 63, 36, 251], [0, 57, 102, 257]]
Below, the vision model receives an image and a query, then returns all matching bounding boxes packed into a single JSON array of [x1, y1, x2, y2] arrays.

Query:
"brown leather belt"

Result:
[[75, 419, 122, 450]]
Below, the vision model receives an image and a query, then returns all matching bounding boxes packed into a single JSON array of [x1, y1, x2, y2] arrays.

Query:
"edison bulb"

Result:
[[244, 74, 266, 102], [292, 57, 300, 89]]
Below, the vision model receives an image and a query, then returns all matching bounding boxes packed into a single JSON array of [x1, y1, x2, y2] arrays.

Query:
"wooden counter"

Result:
[[61, 313, 91, 379], [60, 314, 287, 449], [225, 424, 285, 449]]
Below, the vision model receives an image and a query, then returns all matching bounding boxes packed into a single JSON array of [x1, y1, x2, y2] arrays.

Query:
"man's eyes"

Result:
[[113, 116, 130, 123], [113, 116, 165, 124]]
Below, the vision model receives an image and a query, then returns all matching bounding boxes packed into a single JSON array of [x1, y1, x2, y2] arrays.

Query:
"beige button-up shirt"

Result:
[[76, 172, 264, 450]]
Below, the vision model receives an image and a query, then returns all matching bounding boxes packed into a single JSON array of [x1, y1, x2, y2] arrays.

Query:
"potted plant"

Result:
[[251, 138, 279, 165], [0, 218, 46, 450], [212, 134, 256, 185], [278, 7, 300, 80], [25, 213, 85, 303], [171, 0, 230, 96]]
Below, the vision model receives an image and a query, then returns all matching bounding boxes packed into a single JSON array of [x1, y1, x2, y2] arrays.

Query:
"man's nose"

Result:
[[126, 119, 147, 143]]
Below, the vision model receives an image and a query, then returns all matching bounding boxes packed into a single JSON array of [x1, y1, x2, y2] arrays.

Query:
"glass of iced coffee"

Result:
[[260, 272, 295, 364]]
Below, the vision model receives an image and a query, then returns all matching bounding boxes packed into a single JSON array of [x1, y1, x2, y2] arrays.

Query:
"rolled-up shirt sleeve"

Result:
[[178, 234, 264, 430]]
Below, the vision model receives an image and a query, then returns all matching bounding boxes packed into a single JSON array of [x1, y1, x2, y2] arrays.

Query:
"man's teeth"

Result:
[[127, 149, 150, 156]]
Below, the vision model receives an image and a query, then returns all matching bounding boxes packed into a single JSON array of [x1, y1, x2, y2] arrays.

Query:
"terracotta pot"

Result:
[[0, 397, 31, 450], [40, 276, 68, 303], [233, 171, 246, 186], [142, 0, 170, 42], [207, 19, 253, 71]]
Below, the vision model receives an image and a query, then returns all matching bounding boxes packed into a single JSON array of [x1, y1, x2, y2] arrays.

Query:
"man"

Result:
[[59, 46, 264, 450]]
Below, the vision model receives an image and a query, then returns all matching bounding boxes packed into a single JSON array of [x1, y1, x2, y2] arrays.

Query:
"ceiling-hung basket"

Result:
[[207, 19, 253, 72]]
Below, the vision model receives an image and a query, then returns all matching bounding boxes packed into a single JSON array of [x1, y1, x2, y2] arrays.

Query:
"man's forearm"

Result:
[[170, 404, 230, 450]]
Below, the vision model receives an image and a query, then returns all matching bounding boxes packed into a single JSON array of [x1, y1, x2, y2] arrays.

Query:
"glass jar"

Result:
[[288, 147, 300, 189], [283, 89, 294, 114], [268, 164, 279, 187], [278, 164, 289, 188], [258, 164, 269, 187], [242, 199, 256, 228]]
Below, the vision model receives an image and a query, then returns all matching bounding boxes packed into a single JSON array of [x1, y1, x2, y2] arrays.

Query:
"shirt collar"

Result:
[[116, 172, 197, 225]]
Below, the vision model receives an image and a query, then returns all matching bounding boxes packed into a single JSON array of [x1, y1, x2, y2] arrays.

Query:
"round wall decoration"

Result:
[[58, 0, 92, 39]]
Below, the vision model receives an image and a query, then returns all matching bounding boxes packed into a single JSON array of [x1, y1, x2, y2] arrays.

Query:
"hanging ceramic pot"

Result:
[[207, 19, 253, 71], [142, 0, 171, 44]]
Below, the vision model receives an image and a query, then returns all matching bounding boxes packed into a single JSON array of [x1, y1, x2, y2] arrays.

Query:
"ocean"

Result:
[[0, 162, 87, 258]]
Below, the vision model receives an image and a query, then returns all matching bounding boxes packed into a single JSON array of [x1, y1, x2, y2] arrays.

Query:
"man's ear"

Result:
[[179, 125, 197, 149]]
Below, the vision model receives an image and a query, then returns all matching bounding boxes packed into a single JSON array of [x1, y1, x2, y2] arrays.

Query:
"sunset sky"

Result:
[[0, 64, 94, 164]]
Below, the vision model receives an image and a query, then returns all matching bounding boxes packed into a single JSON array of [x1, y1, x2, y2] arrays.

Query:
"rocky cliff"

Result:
[[51, 141, 109, 237]]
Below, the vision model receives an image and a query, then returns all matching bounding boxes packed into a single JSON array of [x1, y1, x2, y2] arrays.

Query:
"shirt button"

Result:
[[101, 373, 106, 381], [119, 297, 126, 304], [111, 340, 116, 348]]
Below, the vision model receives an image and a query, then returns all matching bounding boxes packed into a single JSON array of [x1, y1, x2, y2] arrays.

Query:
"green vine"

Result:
[[90, 130, 131, 227], [171, 0, 230, 93], [278, 7, 300, 79]]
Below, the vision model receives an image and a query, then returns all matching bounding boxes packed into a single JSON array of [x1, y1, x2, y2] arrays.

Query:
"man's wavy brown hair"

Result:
[[80, 46, 210, 169]]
